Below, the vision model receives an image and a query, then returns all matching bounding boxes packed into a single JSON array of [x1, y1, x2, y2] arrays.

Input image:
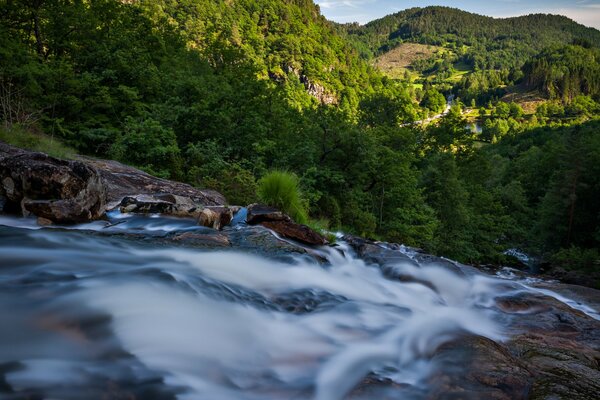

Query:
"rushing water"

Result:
[[0, 213, 597, 399]]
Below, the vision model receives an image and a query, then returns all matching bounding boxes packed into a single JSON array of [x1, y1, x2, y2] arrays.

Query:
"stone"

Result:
[[37, 217, 53, 226], [79, 156, 226, 206], [0, 142, 106, 223], [171, 232, 231, 247], [246, 203, 327, 246], [246, 203, 291, 225], [197, 206, 234, 230], [261, 220, 328, 246]]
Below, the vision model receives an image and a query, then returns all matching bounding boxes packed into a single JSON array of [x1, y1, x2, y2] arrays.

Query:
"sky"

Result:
[[314, 0, 600, 29]]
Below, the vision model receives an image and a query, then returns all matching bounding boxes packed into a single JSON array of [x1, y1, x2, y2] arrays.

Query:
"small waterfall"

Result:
[[0, 214, 597, 399]]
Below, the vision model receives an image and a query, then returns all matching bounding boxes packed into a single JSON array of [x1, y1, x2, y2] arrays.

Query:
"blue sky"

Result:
[[314, 0, 600, 29]]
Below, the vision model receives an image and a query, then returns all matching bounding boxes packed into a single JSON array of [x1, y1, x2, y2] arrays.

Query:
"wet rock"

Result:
[[246, 204, 327, 246], [119, 194, 200, 218], [117, 196, 237, 230], [227, 225, 310, 260], [0, 142, 106, 223], [198, 206, 236, 230], [428, 335, 533, 400], [170, 232, 231, 248], [544, 266, 600, 290], [36, 217, 53, 226], [261, 220, 327, 246], [343, 234, 417, 269]]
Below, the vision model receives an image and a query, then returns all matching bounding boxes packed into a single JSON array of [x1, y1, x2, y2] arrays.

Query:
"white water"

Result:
[[0, 214, 598, 399]]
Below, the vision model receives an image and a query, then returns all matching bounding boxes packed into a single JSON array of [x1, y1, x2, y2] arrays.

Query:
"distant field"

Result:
[[374, 43, 444, 79]]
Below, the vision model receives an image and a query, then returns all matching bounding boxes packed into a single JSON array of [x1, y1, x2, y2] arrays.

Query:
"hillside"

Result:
[[340, 6, 600, 70], [373, 43, 443, 79]]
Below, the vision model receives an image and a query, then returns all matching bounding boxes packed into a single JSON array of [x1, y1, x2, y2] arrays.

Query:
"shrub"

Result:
[[257, 170, 307, 223], [551, 247, 599, 272]]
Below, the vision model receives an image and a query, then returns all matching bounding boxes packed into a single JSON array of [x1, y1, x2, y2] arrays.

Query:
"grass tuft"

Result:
[[257, 170, 308, 224]]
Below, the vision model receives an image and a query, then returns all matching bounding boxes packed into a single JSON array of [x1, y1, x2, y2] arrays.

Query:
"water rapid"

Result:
[[0, 213, 596, 400]]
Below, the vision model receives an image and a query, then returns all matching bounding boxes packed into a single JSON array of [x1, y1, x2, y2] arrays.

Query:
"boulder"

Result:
[[118, 195, 237, 230], [0, 142, 106, 223], [246, 204, 327, 246]]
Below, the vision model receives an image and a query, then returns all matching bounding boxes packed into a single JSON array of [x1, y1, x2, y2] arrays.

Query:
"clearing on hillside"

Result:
[[374, 43, 444, 79], [501, 86, 547, 114]]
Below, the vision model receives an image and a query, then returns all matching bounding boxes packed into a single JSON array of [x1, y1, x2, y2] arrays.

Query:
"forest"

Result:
[[0, 0, 599, 285]]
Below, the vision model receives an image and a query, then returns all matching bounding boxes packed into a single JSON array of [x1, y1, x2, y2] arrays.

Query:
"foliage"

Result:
[[522, 45, 600, 100], [257, 171, 308, 224], [551, 247, 599, 272], [340, 6, 600, 71]]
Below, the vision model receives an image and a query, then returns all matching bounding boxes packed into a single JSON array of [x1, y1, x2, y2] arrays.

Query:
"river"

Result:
[[0, 212, 598, 399]]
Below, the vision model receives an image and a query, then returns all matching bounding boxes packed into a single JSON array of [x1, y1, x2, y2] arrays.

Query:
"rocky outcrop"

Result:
[[246, 204, 328, 246], [299, 75, 337, 105], [0, 142, 229, 225], [0, 142, 106, 223], [79, 156, 226, 207]]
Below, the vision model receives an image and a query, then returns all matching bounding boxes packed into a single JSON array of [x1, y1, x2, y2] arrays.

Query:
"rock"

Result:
[[37, 217, 53, 226], [246, 204, 291, 224], [299, 75, 337, 105], [197, 207, 235, 230], [119, 194, 172, 213], [427, 335, 534, 400], [0, 142, 106, 223], [79, 156, 226, 206], [118, 195, 236, 229], [343, 234, 418, 269], [246, 204, 327, 246], [227, 225, 311, 262], [171, 232, 231, 248], [261, 220, 327, 246]]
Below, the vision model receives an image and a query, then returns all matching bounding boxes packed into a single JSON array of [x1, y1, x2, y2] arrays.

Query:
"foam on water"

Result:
[[0, 214, 598, 399]]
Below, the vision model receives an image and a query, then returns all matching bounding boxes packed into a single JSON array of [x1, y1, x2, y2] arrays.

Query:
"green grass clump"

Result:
[[0, 126, 75, 159], [257, 170, 308, 224]]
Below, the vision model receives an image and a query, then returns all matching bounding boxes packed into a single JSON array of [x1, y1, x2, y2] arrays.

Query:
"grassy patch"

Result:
[[0, 126, 75, 159]]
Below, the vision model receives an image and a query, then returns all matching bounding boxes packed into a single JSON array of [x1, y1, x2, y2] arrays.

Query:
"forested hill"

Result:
[[137, 0, 379, 106], [340, 6, 600, 69]]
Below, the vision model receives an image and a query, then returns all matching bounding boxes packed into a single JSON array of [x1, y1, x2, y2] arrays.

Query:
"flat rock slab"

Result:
[[79, 156, 226, 206]]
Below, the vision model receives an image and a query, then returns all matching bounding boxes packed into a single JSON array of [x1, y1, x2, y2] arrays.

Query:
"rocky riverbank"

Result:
[[0, 141, 327, 245]]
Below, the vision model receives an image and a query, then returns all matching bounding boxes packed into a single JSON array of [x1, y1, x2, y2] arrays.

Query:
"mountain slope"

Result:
[[340, 6, 600, 70], [137, 0, 380, 105]]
